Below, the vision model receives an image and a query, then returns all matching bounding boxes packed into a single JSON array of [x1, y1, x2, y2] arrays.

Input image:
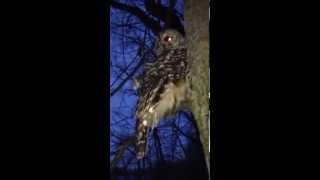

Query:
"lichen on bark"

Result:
[[185, 0, 210, 175]]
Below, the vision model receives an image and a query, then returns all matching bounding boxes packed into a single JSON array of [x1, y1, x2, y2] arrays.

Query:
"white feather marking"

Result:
[[143, 120, 148, 126]]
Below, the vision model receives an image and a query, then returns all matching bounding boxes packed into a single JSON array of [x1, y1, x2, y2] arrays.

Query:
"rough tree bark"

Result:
[[185, 0, 210, 176]]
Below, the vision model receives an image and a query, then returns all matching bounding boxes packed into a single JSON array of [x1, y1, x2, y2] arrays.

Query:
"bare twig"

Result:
[[144, 0, 184, 35], [110, 0, 161, 35], [111, 137, 135, 169], [110, 56, 144, 97]]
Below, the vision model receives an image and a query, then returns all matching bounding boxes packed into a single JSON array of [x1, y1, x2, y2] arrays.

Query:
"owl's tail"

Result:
[[135, 118, 149, 159]]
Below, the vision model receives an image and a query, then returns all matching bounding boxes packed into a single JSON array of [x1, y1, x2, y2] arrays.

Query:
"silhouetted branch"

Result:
[[172, 117, 200, 145], [110, 56, 144, 97], [144, 0, 184, 35], [153, 128, 164, 161], [110, 0, 161, 35], [111, 137, 135, 169]]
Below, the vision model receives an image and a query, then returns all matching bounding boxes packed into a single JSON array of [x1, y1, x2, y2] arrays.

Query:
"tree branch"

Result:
[[110, 53, 144, 97], [110, 0, 161, 35], [144, 0, 185, 35], [185, 0, 210, 177], [111, 137, 135, 170]]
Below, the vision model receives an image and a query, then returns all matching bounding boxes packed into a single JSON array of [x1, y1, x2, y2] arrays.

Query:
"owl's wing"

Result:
[[135, 47, 188, 159]]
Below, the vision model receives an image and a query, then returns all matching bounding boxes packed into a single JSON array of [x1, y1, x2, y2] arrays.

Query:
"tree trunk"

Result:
[[185, 0, 210, 176]]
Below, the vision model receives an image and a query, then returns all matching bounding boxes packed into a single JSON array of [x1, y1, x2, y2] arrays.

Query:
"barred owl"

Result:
[[134, 29, 189, 159]]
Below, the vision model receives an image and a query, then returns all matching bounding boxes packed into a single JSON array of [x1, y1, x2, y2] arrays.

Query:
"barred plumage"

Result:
[[134, 29, 188, 159]]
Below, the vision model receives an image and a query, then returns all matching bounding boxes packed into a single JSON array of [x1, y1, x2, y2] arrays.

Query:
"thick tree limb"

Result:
[[185, 0, 210, 177]]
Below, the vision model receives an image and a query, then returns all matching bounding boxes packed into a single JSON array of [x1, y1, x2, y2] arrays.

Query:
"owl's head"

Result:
[[158, 29, 186, 49]]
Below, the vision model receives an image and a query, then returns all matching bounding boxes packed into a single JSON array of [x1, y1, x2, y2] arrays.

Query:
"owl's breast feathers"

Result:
[[135, 47, 187, 159], [136, 47, 188, 127]]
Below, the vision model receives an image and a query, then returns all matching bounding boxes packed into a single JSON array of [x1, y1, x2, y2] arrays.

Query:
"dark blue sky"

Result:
[[110, 0, 200, 171]]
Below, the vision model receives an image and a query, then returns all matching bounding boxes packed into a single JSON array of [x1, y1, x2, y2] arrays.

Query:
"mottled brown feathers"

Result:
[[135, 29, 188, 159]]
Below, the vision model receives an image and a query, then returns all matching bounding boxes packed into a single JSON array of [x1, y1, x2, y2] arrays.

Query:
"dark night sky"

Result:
[[110, 0, 201, 171]]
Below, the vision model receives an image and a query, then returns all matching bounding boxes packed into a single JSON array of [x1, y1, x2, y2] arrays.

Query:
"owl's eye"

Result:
[[164, 36, 172, 42]]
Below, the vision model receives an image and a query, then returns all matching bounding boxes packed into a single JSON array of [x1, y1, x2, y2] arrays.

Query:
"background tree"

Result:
[[110, 0, 210, 179]]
